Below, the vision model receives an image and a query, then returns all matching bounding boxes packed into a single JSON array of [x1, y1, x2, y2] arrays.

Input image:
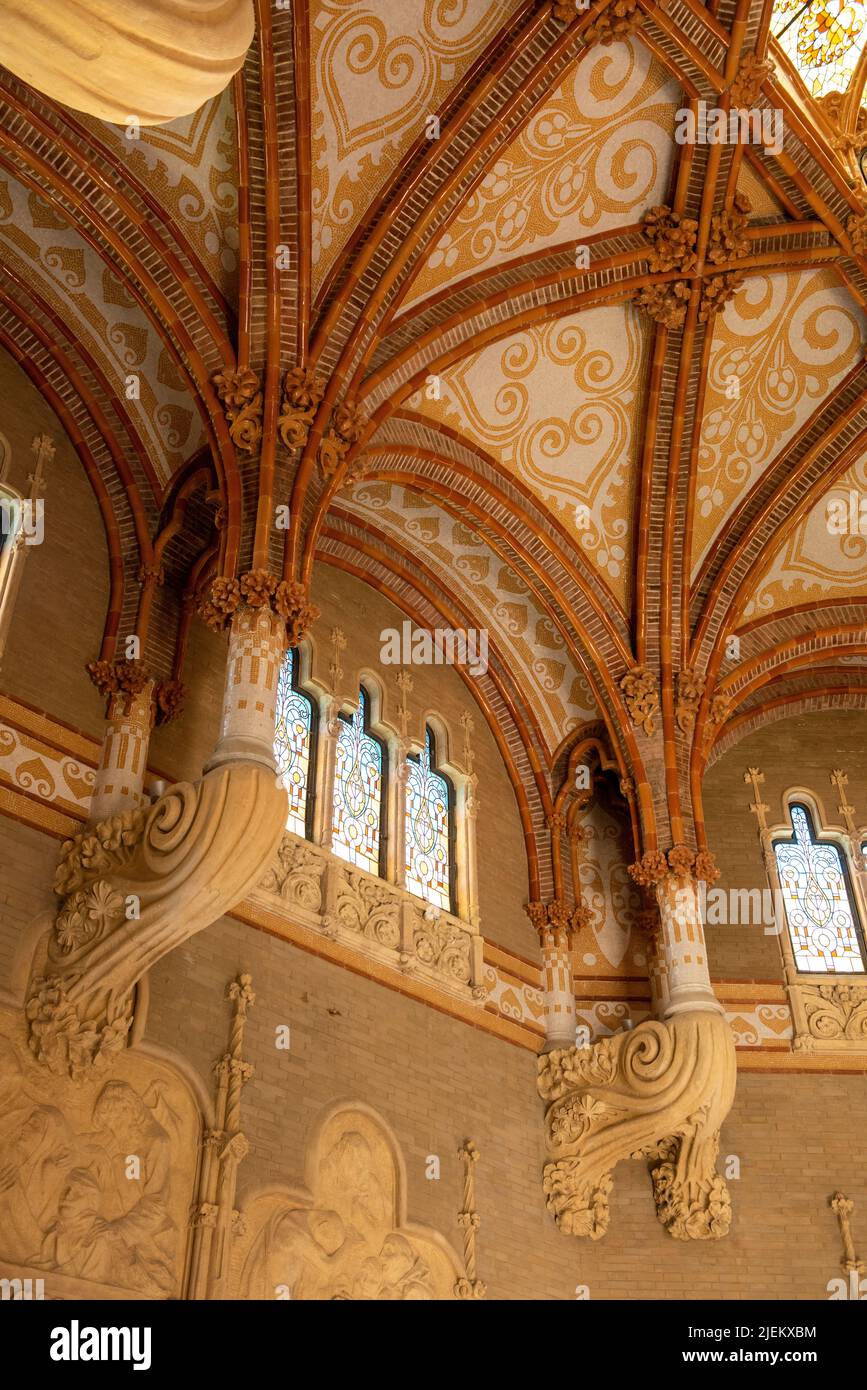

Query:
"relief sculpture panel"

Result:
[[0, 1006, 199, 1299], [235, 1104, 463, 1300]]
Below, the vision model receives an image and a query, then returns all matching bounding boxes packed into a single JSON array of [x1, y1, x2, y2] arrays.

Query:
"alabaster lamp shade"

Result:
[[0, 0, 255, 125]]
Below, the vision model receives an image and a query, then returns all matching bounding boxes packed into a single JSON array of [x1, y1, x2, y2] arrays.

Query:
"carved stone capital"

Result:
[[537, 1010, 736, 1239]]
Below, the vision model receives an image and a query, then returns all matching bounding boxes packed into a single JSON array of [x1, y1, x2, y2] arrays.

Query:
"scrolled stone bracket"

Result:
[[537, 1009, 736, 1240]]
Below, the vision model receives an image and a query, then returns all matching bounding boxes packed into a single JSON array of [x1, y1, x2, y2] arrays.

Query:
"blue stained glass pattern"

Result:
[[405, 728, 451, 911], [332, 689, 383, 875], [774, 804, 866, 973], [273, 648, 312, 838]]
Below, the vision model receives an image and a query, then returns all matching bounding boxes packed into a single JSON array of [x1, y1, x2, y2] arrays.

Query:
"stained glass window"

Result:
[[332, 688, 385, 875], [774, 803, 866, 973], [273, 647, 314, 838], [772, 0, 867, 99], [405, 727, 453, 912]]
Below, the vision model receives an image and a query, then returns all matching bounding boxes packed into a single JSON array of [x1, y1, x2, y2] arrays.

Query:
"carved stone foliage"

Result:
[[234, 1105, 465, 1299], [537, 1010, 736, 1240], [676, 667, 705, 735], [0, 1010, 198, 1299], [633, 280, 690, 329], [258, 835, 325, 915], [629, 846, 720, 886], [317, 400, 369, 486], [198, 574, 319, 643], [729, 52, 774, 109], [255, 835, 484, 1002], [620, 665, 660, 734], [336, 871, 401, 950], [278, 367, 326, 451], [413, 915, 473, 987], [29, 762, 287, 1079], [795, 983, 867, 1049], [700, 271, 745, 323], [641, 206, 698, 273], [211, 366, 263, 455], [583, 0, 644, 47], [707, 194, 752, 266]]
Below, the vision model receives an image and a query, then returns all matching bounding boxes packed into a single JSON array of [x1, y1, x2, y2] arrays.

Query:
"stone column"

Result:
[[89, 683, 155, 823], [529, 901, 576, 1050], [655, 867, 723, 1018], [206, 604, 285, 772]]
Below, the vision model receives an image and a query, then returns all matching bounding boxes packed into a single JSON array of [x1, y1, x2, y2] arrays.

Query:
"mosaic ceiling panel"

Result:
[[344, 480, 599, 751], [404, 35, 680, 310], [310, 0, 521, 292], [407, 304, 648, 610], [693, 269, 865, 577]]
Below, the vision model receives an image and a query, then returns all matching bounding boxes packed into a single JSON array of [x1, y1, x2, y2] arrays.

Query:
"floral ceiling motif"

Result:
[[79, 89, 240, 298], [407, 305, 648, 609], [692, 269, 865, 576], [403, 35, 679, 309], [742, 452, 867, 619], [0, 175, 204, 481], [310, 0, 520, 291], [345, 480, 598, 752]]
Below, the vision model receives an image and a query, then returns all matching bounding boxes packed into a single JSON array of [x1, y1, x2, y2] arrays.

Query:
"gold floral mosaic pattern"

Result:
[[743, 452, 867, 618], [693, 269, 865, 576], [405, 35, 679, 309], [346, 481, 599, 751], [80, 90, 240, 298], [310, 0, 519, 291], [409, 305, 648, 609], [0, 176, 205, 479]]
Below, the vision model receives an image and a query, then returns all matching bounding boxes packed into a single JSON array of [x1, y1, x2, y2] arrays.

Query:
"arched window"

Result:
[[273, 647, 316, 838], [774, 803, 866, 973], [0, 483, 24, 662], [332, 687, 386, 876], [405, 727, 454, 913]]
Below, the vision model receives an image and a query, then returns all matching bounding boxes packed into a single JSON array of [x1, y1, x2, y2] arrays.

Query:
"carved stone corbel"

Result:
[[538, 1009, 735, 1239], [537, 866, 736, 1239], [27, 604, 293, 1079]]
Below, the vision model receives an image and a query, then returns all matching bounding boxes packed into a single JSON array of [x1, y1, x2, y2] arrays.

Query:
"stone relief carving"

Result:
[[28, 760, 287, 1079], [255, 834, 484, 1003], [537, 1010, 736, 1240], [336, 870, 401, 949], [795, 983, 867, 1050], [0, 1008, 198, 1298], [234, 1106, 464, 1300], [258, 837, 325, 915]]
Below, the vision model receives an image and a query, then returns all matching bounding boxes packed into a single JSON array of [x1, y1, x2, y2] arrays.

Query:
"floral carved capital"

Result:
[[318, 399, 369, 486], [620, 665, 660, 735], [197, 572, 319, 643], [86, 658, 151, 713], [212, 365, 263, 455], [537, 1010, 736, 1239], [277, 366, 326, 451]]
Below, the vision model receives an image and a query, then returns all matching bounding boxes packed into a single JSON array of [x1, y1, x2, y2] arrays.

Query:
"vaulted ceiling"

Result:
[[2, 0, 867, 866]]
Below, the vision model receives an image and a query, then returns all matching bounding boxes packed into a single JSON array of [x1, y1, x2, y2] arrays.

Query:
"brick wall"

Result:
[[703, 709, 867, 982], [141, 910, 867, 1300], [0, 350, 108, 739]]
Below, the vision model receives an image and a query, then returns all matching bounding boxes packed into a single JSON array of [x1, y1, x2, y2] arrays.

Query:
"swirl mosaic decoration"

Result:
[[409, 306, 647, 609]]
